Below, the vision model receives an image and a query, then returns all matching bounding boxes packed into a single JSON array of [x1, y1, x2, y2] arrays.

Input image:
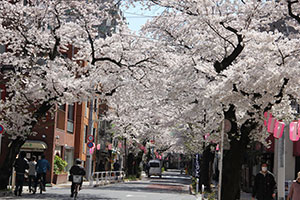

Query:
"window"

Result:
[[93, 127, 96, 139], [0, 45, 5, 53], [94, 99, 97, 112], [84, 125, 88, 143], [85, 101, 88, 117], [150, 163, 160, 167], [67, 104, 74, 133], [0, 85, 3, 100], [56, 104, 66, 130]]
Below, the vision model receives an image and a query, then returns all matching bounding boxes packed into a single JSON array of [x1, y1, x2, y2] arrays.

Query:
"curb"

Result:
[[0, 190, 12, 197]]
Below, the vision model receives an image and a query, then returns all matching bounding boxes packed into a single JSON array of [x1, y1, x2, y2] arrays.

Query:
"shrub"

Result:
[[54, 155, 68, 175]]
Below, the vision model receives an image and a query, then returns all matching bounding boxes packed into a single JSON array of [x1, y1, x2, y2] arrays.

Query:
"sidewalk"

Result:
[[0, 181, 90, 197], [240, 191, 252, 200], [194, 190, 252, 200]]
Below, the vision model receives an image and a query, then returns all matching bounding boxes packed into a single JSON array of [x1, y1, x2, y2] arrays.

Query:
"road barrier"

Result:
[[89, 171, 125, 186]]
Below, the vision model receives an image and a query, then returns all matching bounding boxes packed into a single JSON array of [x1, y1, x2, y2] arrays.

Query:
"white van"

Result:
[[148, 160, 162, 178]]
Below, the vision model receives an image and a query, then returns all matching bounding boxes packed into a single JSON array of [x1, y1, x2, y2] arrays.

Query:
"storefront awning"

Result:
[[21, 140, 47, 152]]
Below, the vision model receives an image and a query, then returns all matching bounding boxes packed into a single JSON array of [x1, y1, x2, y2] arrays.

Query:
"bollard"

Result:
[[196, 178, 199, 194], [11, 169, 16, 192]]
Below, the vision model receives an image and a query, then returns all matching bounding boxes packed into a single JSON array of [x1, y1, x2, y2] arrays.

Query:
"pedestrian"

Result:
[[35, 154, 50, 192], [69, 159, 86, 197], [13, 151, 29, 196], [28, 156, 37, 193], [252, 163, 277, 200], [287, 171, 300, 200], [113, 160, 120, 179], [98, 160, 105, 171], [113, 160, 120, 171]]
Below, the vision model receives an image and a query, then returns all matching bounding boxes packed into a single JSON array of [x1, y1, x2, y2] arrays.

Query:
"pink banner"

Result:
[[118, 142, 122, 149], [267, 116, 276, 133], [264, 112, 272, 127], [97, 144, 101, 150], [274, 121, 285, 139], [290, 121, 299, 141], [89, 147, 94, 154], [204, 133, 209, 140]]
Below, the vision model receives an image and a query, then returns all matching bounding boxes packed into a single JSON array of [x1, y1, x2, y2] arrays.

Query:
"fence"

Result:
[[89, 171, 125, 186]]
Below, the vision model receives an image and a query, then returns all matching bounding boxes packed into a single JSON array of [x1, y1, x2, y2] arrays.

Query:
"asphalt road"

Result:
[[1, 169, 197, 200]]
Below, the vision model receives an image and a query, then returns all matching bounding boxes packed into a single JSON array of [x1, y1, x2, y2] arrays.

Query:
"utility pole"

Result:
[[277, 123, 286, 200], [86, 99, 93, 181], [218, 120, 225, 200]]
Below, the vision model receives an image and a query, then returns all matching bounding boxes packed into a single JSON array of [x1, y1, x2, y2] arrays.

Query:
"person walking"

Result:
[[252, 163, 277, 200], [35, 154, 50, 192], [28, 156, 37, 193], [69, 159, 86, 197], [13, 151, 29, 196], [287, 171, 300, 200]]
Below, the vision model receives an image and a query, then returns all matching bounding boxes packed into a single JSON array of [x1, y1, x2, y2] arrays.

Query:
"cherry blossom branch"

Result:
[[288, 0, 300, 24], [214, 22, 244, 73], [49, 6, 61, 60]]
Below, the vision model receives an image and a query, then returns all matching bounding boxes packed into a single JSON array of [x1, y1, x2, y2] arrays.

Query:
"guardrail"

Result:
[[89, 171, 125, 186]]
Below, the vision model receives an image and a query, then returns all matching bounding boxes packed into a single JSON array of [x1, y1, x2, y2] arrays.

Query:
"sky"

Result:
[[121, 3, 164, 33]]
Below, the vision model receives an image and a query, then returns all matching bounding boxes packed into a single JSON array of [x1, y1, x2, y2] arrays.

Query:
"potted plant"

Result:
[[53, 155, 68, 184]]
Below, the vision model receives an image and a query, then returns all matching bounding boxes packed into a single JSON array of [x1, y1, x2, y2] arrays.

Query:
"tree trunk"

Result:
[[200, 145, 215, 192], [221, 105, 254, 200], [0, 136, 25, 190], [222, 139, 244, 199]]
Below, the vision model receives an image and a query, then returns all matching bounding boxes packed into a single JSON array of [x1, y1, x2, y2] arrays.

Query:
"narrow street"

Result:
[[1, 170, 197, 200]]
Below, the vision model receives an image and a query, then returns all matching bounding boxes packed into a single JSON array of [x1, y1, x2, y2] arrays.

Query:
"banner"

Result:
[[267, 116, 276, 133], [290, 121, 299, 141], [274, 121, 285, 139], [264, 112, 272, 127]]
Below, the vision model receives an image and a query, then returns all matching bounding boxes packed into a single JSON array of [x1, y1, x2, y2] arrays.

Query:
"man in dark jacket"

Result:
[[252, 163, 277, 200], [35, 154, 50, 192], [70, 159, 86, 197], [14, 151, 29, 196]]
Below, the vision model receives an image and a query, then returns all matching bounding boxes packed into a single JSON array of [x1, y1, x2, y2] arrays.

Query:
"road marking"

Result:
[[126, 194, 147, 198]]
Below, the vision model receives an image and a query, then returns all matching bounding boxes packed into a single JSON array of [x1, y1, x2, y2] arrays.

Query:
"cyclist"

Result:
[[70, 159, 86, 197], [35, 154, 50, 192]]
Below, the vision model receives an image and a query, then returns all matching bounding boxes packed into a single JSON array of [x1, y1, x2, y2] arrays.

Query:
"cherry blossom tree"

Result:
[[0, 0, 154, 189], [108, 0, 300, 198]]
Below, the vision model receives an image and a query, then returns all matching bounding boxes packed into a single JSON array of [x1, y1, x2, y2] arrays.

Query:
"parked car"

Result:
[[148, 160, 162, 178]]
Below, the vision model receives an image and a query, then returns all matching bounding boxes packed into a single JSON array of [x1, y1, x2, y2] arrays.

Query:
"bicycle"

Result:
[[72, 175, 82, 199]]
